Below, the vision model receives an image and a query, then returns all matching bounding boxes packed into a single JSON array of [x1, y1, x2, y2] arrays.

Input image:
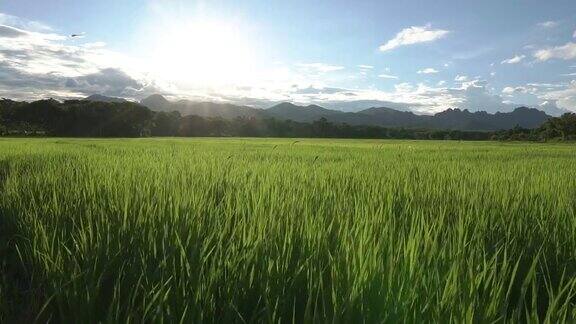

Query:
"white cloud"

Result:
[[0, 12, 52, 32], [502, 86, 527, 94], [295, 63, 344, 73], [437, 80, 446, 86], [417, 68, 439, 74], [0, 23, 65, 43], [0, 14, 163, 100], [527, 82, 568, 89], [574, 30, 576, 38], [538, 100, 566, 115], [534, 42, 576, 61], [501, 54, 526, 64], [357, 65, 373, 69], [490, 72, 496, 77], [378, 74, 398, 79], [82, 42, 107, 49], [502, 82, 573, 115], [454, 75, 468, 82], [0, 25, 28, 38], [394, 82, 413, 92], [537, 21, 559, 28], [538, 81, 576, 112], [379, 24, 450, 52]]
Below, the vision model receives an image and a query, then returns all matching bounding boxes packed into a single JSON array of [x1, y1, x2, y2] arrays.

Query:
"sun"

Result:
[[149, 20, 257, 87]]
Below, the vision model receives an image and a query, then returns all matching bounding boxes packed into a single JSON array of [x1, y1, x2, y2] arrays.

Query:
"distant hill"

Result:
[[266, 102, 343, 122], [139, 94, 552, 131], [140, 94, 170, 110], [348, 107, 426, 127], [84, 94, 128, 103], [140, 94, 263, 119]]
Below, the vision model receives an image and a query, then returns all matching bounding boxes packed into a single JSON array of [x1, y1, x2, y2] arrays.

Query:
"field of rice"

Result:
[[1, 138, 575, 323]]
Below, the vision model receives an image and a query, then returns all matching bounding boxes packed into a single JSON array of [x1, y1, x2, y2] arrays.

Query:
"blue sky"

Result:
[[0, 0, 575, 114]]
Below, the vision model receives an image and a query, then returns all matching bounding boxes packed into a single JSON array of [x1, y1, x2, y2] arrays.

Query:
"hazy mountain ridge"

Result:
[[266, 102, 343, 122], [132, 94, 553, 131], [84, 94, 128, 103], [140, 94, 262, 119]]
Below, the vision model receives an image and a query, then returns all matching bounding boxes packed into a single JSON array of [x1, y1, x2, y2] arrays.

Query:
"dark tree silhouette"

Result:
[[3, 98, 574, 141]]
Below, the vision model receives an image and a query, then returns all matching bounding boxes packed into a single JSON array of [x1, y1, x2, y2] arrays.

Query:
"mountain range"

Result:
[[86, 94, 552, 131]]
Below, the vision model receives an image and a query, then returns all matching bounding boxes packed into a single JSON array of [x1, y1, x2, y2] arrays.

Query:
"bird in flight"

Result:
[[70, 33, 85, 38]]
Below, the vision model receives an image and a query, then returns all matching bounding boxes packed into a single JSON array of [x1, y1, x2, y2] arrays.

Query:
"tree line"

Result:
[[1, 98, 574, 141], [491, 113, 576, 141]]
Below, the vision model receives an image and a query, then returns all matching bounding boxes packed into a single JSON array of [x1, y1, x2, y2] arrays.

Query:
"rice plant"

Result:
[[1, 138, 575, 323]]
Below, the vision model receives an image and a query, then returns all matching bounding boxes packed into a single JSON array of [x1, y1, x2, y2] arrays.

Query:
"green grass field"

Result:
[[1, 138, 575, 323]]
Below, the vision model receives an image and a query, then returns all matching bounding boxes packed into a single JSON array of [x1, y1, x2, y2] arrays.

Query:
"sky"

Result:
[[0, 0, 575, 115]]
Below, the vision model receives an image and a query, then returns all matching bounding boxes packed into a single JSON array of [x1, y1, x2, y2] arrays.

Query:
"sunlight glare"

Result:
[[150, 19, 257, 87]]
